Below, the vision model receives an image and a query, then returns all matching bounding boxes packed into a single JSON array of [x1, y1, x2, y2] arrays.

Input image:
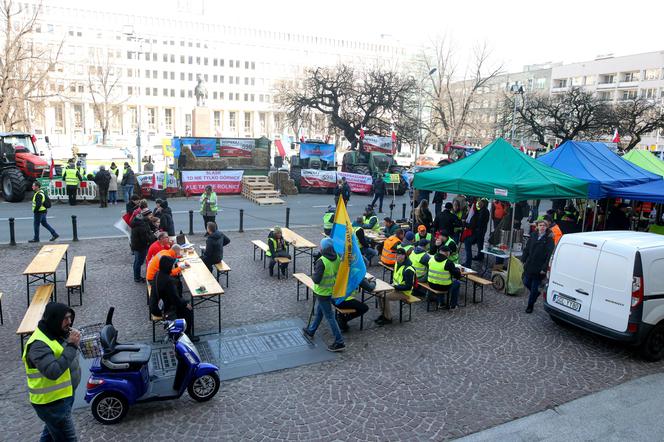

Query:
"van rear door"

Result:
[[547, 239, 604, 320], [589, 246, 634, 332]]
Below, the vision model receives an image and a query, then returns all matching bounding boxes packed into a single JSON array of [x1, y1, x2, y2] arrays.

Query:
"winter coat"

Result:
[[312, 245, 338, 285], [432, 209, 461, 235], [121, 167, 135, 187], [150, 256, 187, 317], [158, 202, 175, 236], [94, 169, 111, 189], [130, 217, 155, 252], [108, 172, 118, 191], [469, 206, 490, 239], [373, 176, 386, 196], [521, 231, 555, 276], [414, 207, 433, 230], [202, 230, 231, 266]]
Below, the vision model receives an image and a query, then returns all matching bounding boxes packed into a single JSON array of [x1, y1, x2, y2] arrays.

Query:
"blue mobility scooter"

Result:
[[85, 308, 220, 424]]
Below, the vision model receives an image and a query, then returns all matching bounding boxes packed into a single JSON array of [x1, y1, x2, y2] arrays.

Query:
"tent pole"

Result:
[[581, 199, 588, 232], [591, 200, 598, 231], [504, 203, 517, 295], [603, 199, 610, 230]]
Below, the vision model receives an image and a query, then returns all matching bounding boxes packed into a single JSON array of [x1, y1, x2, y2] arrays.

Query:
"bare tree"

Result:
[[422, 38, 503, 147], [275, 64, 417, 149], [88, 50, 126, 144], [608, 98, 664, 151], [516, 87, 610, 147], [0, 0, 61, 131]]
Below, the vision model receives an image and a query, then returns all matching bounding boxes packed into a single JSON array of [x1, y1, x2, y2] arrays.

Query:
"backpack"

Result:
[[41, 191, 52, 209]]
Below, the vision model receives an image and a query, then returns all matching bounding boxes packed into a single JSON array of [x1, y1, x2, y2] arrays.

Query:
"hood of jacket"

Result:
[[158, 255, 176, 273], [321, 245, 338, 261], [208, 230, 223, 241], [433, 253, 448, 263], [160, 205, 173, 216], [38, 302, 75, 340], [413, 245, 427, 254]]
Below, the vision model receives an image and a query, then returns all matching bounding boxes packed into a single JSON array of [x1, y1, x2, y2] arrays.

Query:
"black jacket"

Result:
[[373, 176, 386, 195], [606, 209, 630, 230], [33, 191, 47, 213], [150, 256, 187, 316], [415, 208, 433, 230], [268, 231, 287, 256], [130, 217, 155, 252], [158, 202, 175, 236], [121, 167, 135, 186], [432, 209, 462, 235], [202, 230, 231, 265], [94, 169, 111, 188], [521, 232, 555, 276], [469, 207, 490, 237]]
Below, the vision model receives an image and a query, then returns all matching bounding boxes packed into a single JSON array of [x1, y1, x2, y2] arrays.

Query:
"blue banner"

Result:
[[171, 138, 218, 157], [300, 143, 335, 162]]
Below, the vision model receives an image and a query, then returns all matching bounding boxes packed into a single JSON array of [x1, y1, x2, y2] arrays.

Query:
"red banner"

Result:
[[300, 169, 337, 189], [338, 171, 373, 193], [362, 135, 395, 154], [220, 138, 255, 158], [181, 170, 244, 194]]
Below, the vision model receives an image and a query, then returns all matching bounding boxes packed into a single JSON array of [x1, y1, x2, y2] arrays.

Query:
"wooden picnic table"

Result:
[[281, 227, 317, 273], [178, 243, 224, 337], [359, 272, 394, 330], [363, 230, 386, 244], [22, 244, 69, 306]]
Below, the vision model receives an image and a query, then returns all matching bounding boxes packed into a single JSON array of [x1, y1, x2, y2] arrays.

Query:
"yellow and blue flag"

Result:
[[331, 197, 366, 303]]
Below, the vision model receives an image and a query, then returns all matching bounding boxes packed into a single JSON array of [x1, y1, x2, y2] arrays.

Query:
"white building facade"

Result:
[[21, 0, 410, 151]]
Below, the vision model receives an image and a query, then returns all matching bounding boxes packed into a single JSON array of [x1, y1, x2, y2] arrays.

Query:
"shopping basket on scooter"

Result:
[[79, 322, 104, 359]]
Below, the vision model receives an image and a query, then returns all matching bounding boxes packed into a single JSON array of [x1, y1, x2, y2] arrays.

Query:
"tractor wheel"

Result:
[[353, 165, 371, 177], [1, 168, 27, 202], [290, 166, 302, 191]]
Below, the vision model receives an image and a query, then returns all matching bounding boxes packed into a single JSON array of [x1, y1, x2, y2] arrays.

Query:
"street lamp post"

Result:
[[124, 26, 145, 172], [509, 84, 524, 144], [415, 67, 437, 166]]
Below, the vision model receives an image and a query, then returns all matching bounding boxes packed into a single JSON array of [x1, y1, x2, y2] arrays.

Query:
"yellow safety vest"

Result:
[[199, 192, 218, 214], [62, 167, 79, 186], [410, 251, 428, 280], [427, 258, 452, 286], [323, 212, 334, 230], [32, 190, 47, 213], [416, 232, 432, 243], [314, 256, 340, 297], [22, 328, 73, 405], [363, 215, 381, 232], [266, 236, 285, 257], [444, 237, 459, 264], [393, 263, 414, 296]]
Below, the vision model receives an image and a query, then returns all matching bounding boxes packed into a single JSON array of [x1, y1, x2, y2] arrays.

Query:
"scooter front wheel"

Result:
[[188, 372, 220, 402], [91, 392, 129, 425]]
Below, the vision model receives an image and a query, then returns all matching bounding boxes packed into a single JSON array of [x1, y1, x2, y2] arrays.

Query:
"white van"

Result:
[[544, 231, 664, 361]]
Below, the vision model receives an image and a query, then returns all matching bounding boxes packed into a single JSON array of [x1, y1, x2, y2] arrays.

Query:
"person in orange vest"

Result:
[[380, 229, 404, 267], [544, 215, 563, 246], [146, 245, 185, 282]]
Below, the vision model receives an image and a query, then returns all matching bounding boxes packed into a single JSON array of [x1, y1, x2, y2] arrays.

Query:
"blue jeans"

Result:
[[133, 249, 147, 280], [371, 193, 384, 212], [32, 396, 77, 442], [108, 190, 117, 203], [523, 273, 543, 307], [363, 247, 378, 262], [448, 280, 460, 308], [33, 212, 57, 241], [123, 185, 134, 202], [307, 295, 344, 345]]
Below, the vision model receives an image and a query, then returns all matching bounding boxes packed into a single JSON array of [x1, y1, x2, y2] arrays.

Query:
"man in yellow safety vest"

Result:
[[427, 245, 462, 309], [302, 238, 345, 352], [375, 248, 415, 325], [323, 205, 335, 236], [23, 302, 81, 441], [61, 160, 82, 206]]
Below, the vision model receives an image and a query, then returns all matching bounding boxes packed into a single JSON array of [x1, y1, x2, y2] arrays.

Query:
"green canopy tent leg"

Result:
[[504, 204, 517, 295]]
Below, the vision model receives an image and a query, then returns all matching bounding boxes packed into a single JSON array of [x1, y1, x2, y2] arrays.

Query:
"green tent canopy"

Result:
[[413, 138, 588, 203], [623, 149, 664, 178]]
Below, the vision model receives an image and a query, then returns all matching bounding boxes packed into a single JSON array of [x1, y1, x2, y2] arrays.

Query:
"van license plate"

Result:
[[553, 293, 581, 312]]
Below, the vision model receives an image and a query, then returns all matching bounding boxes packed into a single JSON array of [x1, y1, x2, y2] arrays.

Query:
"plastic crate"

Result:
[[78, 322, 104, 359]]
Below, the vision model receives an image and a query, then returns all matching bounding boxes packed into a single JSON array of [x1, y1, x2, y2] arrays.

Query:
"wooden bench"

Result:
[[252, 240, 269, 267], [214, 260, 231, 287], [417, 281, 450, 311], [294, 273, 363, 330], [467, 274, 491, 303], [275, 257, 291, 279], [16, 284, 54, 352], [65, 256, 87, 306], [379, 261, 394, 283], [146, 284, 164, 342], [398, 293, 422, 323]]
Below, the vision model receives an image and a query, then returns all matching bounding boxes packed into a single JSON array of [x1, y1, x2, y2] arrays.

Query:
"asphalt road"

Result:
[[0, 191, 414, 243]]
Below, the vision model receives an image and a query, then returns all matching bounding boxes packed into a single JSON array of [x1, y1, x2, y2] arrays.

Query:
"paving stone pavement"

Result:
[[1, 227, 663, 441]]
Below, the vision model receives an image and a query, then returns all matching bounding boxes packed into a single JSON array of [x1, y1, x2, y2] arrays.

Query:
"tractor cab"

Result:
[[1, 132, 49, 202]]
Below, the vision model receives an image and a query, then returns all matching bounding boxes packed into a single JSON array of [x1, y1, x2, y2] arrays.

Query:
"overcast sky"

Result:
[[114, 0, 664, 73]]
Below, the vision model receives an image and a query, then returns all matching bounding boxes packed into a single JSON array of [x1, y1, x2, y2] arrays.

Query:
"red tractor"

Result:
[[1, 132, 51, 202]]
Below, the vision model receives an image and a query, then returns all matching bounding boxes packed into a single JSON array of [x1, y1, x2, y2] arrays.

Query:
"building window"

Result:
[[128, 86, 133, 95], [188, 90, 193, 98], [641, 88, 657, 99], [180, 72, 185, 81], [196, 57, 200, 65], [188, 56, 193, 64], [204, 57, 208, 66], [229, 77, 233, 84], [188, 73, 193, 81], [163, 88, 168, 96], [623, 72, 639, 82], [146, 70, 151, 79], [235, 76, 239, 84], [180, 90, 185, 98], [250, 94, 254, 102], [152, 70, 157, 78], [621, 90, 638, 100], [220, 59, 224, 67], [213, 58, 218, 66], [230, 60, 234, 68], [214, 111, 221, 129], [244, 93, 248, 101], [251, 61, 255, 70], [245, 61, 249, 69], [644, 69, 661, 81], [229, 111, 237, 132], [244, 77, 248, 85], [535, 78, 546, 89], [220, 75, 224, 83], [180, 55, 185, 63], [170, 89, 175, 97], [170, 72, 175, 80], [170, 54, 175, 63], [259, 112, 266, 134], [213, 92, 218, 99], [220, 92, 224, 100], [164, 108, 173, 131], [153, 87, 157, 96], [229, 93, 233, 101], [147, 107, 157, 130], [244, 112, 252, 133], [146, 87, 151, 96], [163, 54, 168, 62], [129, 107, 137, 130], [251, 78, 255, 86], [163, 71, 168, 79], [236, 93, 240, 100], [54, 104, 64, 128]]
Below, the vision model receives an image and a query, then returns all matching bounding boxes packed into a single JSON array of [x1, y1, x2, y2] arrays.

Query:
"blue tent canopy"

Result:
[[537, 140, 661, 199], [610, 180, 664, 203]]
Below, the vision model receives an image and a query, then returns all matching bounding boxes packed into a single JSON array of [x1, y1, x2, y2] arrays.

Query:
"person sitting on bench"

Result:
[[375, 248, 414, 326], [334, 277, 373, 332], [201, 222, 230, 271], [267, 226, 290, 277], [427, 245, 462, 309], [150, 255, 193, 337]]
